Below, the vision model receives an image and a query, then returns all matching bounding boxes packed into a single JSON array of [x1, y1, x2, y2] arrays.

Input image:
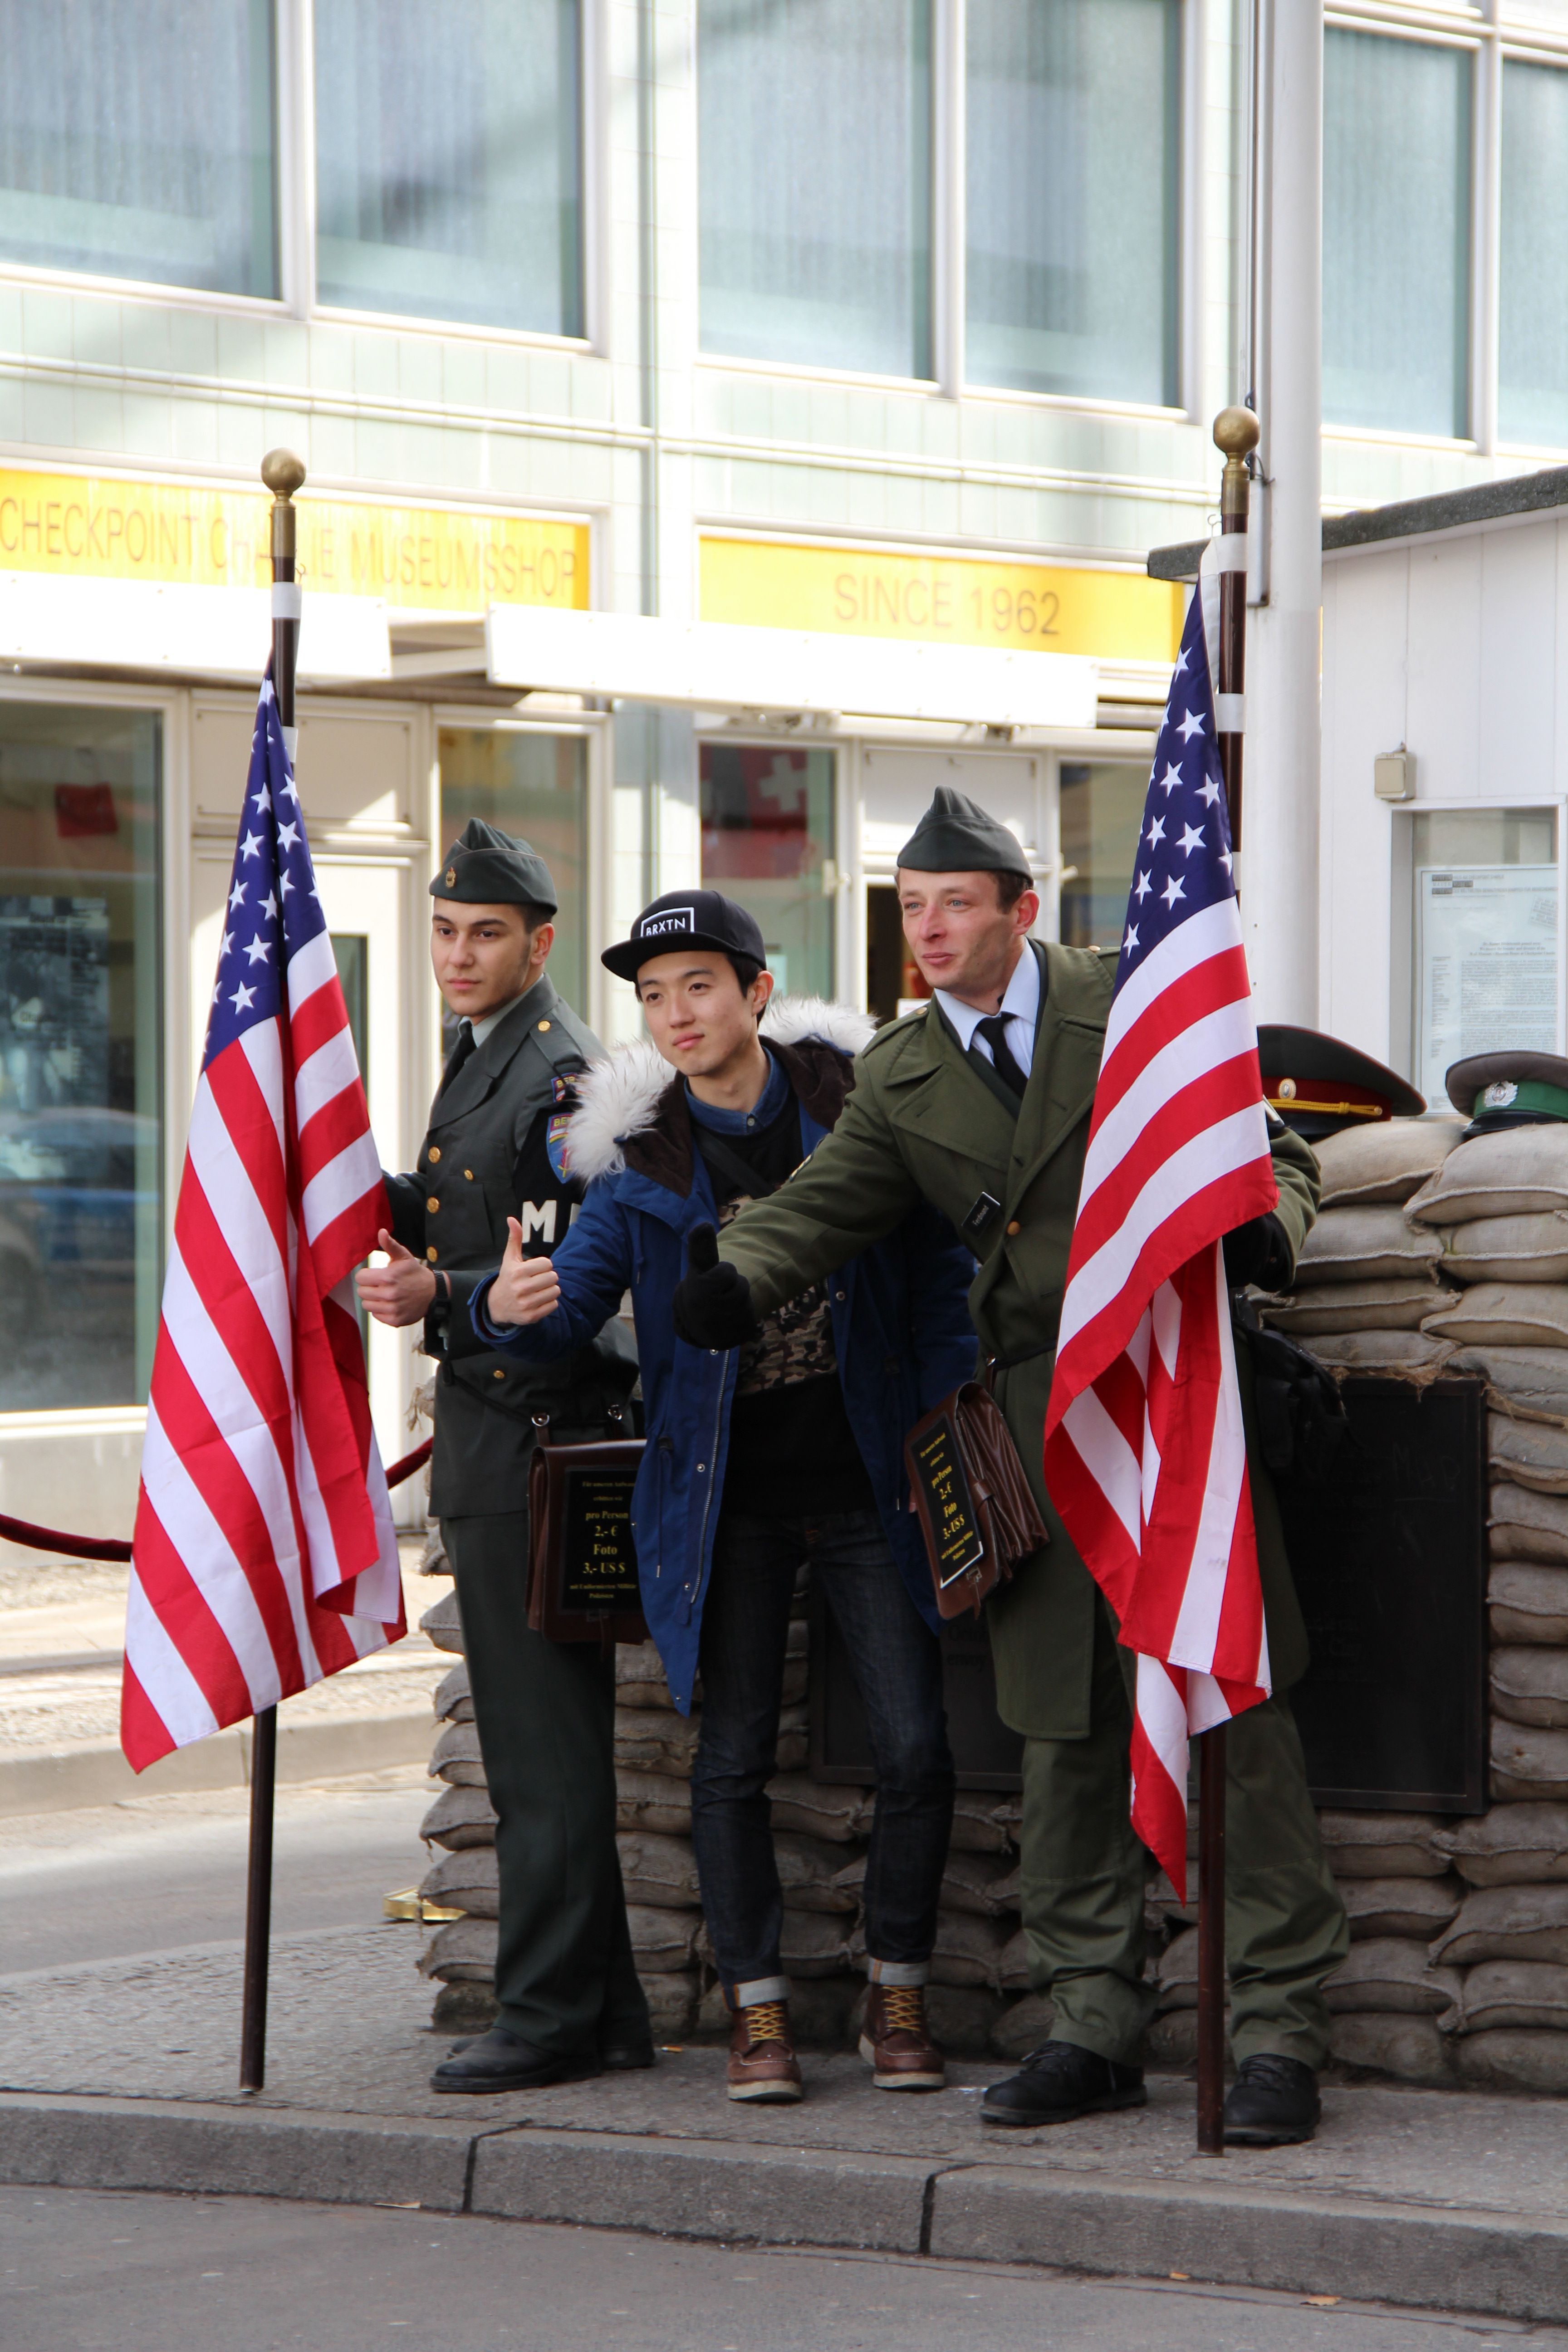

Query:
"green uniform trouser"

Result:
[[1019, 1599, 1349, 2070], [444, 1512, 649, 2058]]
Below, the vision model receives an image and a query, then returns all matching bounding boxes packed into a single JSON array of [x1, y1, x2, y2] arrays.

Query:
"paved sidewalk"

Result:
[[1, 1922, 1564, 2323], [0, 1543, 442, 1813]]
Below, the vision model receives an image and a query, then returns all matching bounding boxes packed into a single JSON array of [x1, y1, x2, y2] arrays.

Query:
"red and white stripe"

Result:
[[1044, 897, 1277, 1899], [122, 799, 400, 1773]]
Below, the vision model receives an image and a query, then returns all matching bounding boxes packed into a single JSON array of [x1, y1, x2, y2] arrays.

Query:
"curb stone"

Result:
[[926, 2165, 1568, 2324], [2, 2092, 1566, 2322], [0, 1711, 431, 1817]]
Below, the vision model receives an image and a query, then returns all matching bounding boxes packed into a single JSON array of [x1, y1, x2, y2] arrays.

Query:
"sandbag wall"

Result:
[[412, 1573, 1062, 2055], [1254, 1115, 1568, 2093]]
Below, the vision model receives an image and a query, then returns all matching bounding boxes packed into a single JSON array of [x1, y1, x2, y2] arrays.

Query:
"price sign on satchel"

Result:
[[560, 1467, 642, 1614], [911, 1415, 986, 1588]]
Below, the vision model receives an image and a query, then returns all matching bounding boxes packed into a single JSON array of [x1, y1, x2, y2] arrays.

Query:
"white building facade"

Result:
[[1, 0, 1565, 1527]]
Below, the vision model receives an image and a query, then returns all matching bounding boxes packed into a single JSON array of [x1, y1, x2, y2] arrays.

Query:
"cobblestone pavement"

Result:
[[1, 1921, 1564, 2225]]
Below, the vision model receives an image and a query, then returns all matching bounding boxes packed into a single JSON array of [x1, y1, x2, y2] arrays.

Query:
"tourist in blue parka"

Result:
[[474, 891, 977, 2109]]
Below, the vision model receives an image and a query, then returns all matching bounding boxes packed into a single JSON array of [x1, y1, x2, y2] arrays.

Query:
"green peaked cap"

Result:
[[431, 817, 557, 913], [895, 785, 1032, 877]]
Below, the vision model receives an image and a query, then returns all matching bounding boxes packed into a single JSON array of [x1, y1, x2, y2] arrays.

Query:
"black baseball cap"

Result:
[[601, 889, 767, 984]]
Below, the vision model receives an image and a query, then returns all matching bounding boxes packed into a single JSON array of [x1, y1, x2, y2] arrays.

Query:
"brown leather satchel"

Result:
[[526, 1428, 649, 1649], [903, 1382, 1049, 1620]]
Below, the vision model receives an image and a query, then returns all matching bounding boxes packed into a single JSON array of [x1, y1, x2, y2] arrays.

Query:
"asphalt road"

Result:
[[5, 2189, 1555, 2352], [0, 1774, 431, 1976]]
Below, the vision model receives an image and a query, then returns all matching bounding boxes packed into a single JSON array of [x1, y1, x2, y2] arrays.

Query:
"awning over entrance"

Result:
[[484, 605, 1098, 730]]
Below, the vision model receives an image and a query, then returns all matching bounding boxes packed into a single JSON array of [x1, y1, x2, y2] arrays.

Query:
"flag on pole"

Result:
[[1043, 549, 1278, 1900], [122, 672, 403, 1770]]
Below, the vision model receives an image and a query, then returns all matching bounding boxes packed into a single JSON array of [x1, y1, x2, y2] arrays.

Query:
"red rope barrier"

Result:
[[0, 1437, 433, 1563]]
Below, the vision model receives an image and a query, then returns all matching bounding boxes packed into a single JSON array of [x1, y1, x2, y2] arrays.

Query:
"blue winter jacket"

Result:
[[471, 1002, 978, 1712]]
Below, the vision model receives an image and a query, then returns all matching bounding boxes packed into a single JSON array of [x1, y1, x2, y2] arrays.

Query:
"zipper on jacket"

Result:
[[689, 1371, 727, 1616], [655, 1434, 673, 1577]]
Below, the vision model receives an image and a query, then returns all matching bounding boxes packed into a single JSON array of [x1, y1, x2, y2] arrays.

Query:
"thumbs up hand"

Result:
[[356, 1228, 437, 1327], [487, 1215, 563, 1328]]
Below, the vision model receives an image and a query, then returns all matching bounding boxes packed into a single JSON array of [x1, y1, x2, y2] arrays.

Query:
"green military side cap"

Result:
[[1446, 1050, 1568, 1140], [1258, 1024, 1426, 1142], [896, 785, 1033, 877], [431, 817, 557, 914]]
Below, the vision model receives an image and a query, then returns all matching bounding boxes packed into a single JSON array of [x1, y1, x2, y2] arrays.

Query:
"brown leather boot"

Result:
[[859, 1982, 946, 2091], [726, 1996, 804, 2103]]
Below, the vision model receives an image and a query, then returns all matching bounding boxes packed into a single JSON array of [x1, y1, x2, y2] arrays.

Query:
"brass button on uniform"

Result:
[[426, 1195, 440, 1213], [493, 1369, 505, 1381], [1006, 1219, 1022, 1237], [464, 1168, 474, 1181], [426, 1247, 439, 1264], [428, 1147, 441, 1163], [538, 1019, 552, 1032]]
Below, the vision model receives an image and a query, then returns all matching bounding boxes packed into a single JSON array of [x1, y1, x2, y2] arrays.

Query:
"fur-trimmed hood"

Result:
[[567, 994, 875, 1184]]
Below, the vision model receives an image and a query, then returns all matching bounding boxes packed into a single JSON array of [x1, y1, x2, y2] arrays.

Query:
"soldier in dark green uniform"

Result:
[[674, 788, 1348, 2146], [357, 818, 650, 2093]]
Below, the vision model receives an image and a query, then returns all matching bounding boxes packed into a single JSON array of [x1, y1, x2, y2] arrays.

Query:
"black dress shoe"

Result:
[[599, 2037, 657, 2071], [1223, 2053, 1321, 2146], [981, 2039, 1147, 2128], [430, 2026, 602, 2095]]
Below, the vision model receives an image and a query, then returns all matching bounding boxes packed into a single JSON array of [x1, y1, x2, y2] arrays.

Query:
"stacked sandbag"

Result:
[[412, 1563, 1048, 2056], [1257, 1116, 1464, 1373], [1250, 1117, 1568, 2090]]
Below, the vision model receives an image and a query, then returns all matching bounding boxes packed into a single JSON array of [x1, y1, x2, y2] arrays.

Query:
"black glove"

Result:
[[1222, 1211, 1291, 1293], [672, 1224, 761, 1349]]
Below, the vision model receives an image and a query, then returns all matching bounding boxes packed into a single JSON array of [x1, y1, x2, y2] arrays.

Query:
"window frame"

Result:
[[0, 670, 178, 1422], [694, 0, 1195, 419], [1325, 0, 1568, 458], [0, 0, 603, 356]]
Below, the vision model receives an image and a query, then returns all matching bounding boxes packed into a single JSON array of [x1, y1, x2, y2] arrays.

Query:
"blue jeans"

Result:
[[689, 1506, 956, 1992]]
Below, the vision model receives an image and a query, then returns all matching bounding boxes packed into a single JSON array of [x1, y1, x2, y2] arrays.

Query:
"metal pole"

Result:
[[1196, 1721, 1228, 2155], [1212, 407, 1258, 852], [1193, 410, 1256, 2159], [239, 448, 305, 2096]]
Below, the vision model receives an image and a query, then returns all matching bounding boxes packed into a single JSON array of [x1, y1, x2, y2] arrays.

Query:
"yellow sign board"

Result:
[[700, 535, 1181, 663], [0, 468, 588, 612]]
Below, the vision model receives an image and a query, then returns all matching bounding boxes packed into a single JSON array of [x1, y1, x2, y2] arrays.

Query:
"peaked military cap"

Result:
[[1446, 1049, 1568, 1139], [896, 785, 1033, 878], [431, 817, 557, 914], [1258, 1024, 1426, 1142]]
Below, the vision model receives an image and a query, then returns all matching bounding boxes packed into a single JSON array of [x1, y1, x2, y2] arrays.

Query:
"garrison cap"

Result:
[[1258, 1024, 1426, 1142], [601, 888, 767, 983], [1446, 1049, 1568, 1140], [895, 786, 1033, 878], [430, 818, 557, 915]]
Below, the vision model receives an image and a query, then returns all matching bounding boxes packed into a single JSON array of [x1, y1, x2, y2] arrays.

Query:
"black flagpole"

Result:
[[239, 447, 305, 2096], [1195, 406, 1259, 2158]]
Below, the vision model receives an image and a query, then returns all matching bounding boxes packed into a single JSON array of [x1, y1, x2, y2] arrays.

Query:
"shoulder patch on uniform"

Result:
[[862, 1004, 930, 1058], [545, 1108, 573, 1179]]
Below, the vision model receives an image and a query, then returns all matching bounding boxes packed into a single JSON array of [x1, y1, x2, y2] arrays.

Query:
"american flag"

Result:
[[1043, 552, 1279, 1900], [121, 673, 403, 1771]]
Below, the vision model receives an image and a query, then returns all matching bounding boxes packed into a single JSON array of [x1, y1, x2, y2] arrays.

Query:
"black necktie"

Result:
[[436, 1021, 476, 1098], [975, 1014, 1028, 1101]]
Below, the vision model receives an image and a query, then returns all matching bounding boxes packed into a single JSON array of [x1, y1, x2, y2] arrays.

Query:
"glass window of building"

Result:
[[698, 0, 932, 379], [1058, 761, 1146, 953], [437, 728, 588, 1035], [1411, 808, 1559, 1107], [0, 703, 162, 1411], [700, 745, 835, 1000], [1500, 60, 1568, 449], [0, 0, 276, 296], [1323, 29, 1472, 439], [315, 0, 583, 334], [966, 0, 1179, 406]]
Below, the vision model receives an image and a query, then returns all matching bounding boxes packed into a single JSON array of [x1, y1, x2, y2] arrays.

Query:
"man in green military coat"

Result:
[[674, 788, 1347, 2146], [358, 818, 650, 2093]]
